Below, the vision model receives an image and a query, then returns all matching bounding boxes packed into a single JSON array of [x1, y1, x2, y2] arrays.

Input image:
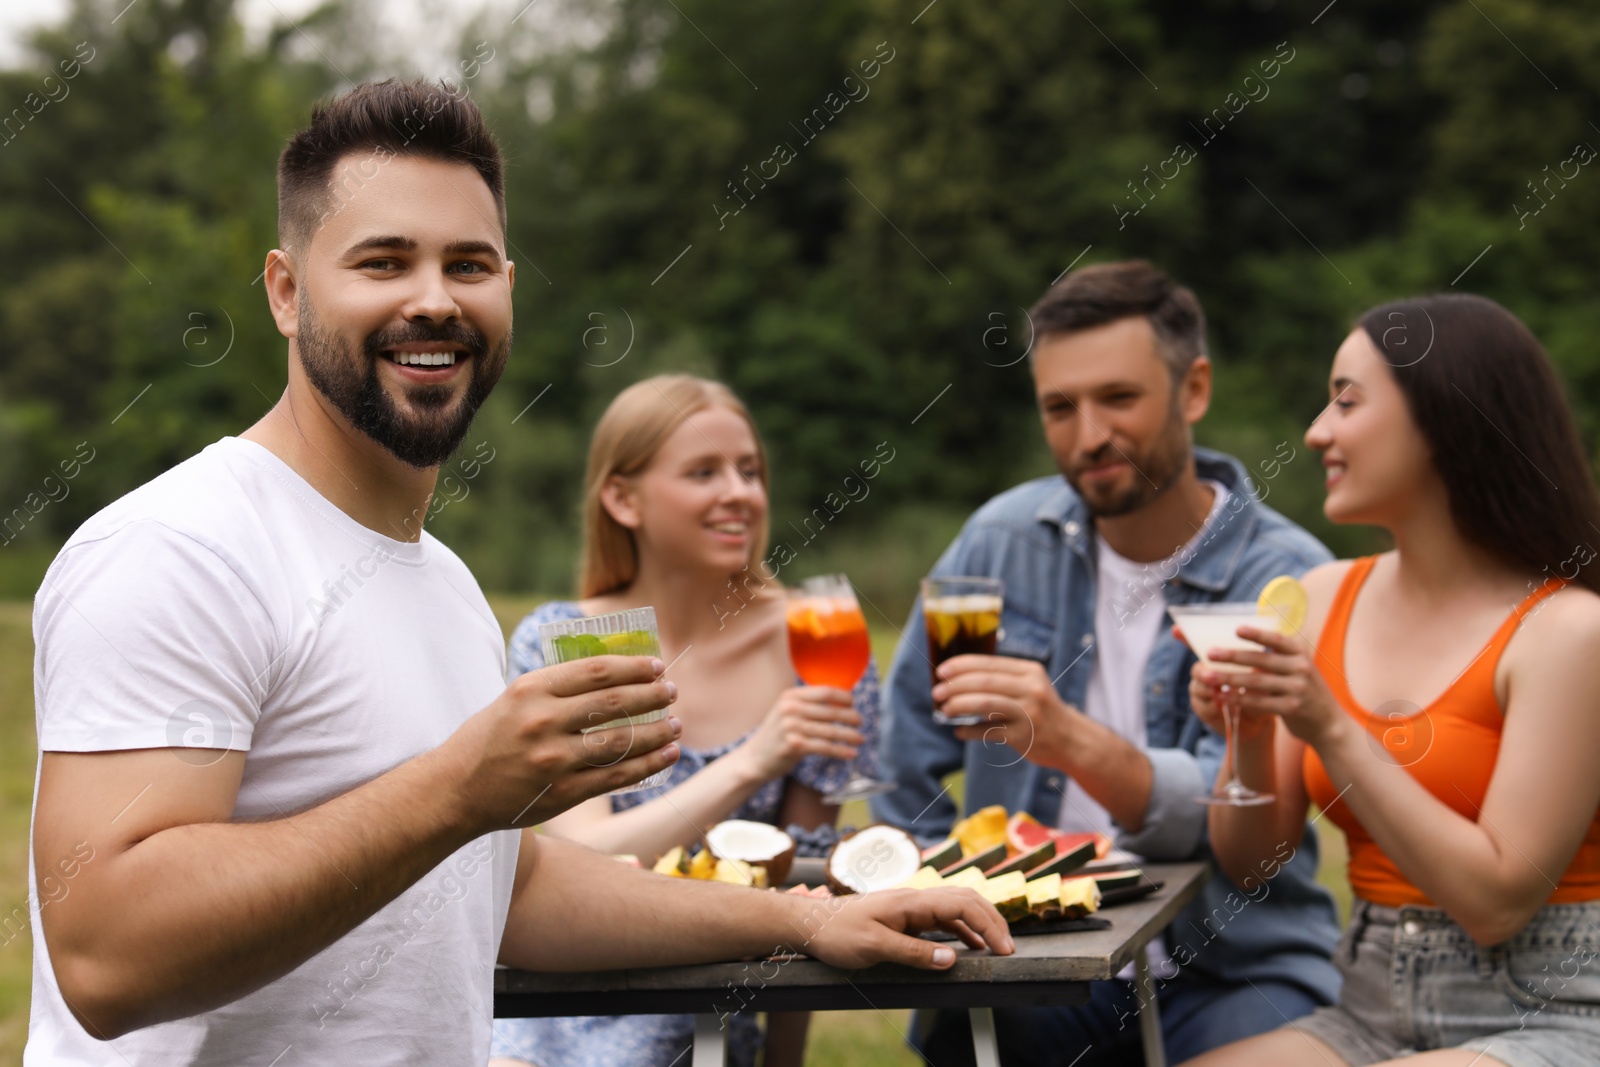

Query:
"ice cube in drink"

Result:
[[787, 596, 872, 690]]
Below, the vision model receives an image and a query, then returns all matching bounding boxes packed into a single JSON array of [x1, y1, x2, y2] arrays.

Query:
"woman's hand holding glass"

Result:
[[1183, 640, 1274, 748], [1188, 624, 1345, 747], [735, 686, 864, 781]]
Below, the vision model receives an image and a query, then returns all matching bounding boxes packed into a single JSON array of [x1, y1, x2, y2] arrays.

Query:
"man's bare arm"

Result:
[[500, 833, 1015, 973], [34, 657, 677, 1039]]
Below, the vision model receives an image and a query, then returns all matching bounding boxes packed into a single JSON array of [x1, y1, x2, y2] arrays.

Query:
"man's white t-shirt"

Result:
[[1058, 481, 1230, 838], [26, 437, 521, 1066], [1059, 483, 1229, 978]]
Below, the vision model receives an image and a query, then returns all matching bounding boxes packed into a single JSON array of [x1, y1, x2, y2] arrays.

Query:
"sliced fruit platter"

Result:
[[637, 806, 1150, 928]]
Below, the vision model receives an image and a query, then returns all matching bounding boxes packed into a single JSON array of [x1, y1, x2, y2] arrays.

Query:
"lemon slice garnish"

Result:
[[1257, 575, 1308, 634]]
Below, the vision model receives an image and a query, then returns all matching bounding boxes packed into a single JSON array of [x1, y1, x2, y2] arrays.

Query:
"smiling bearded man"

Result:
[[295, 290, 506, 468], [23, 78, 1011, 1067]]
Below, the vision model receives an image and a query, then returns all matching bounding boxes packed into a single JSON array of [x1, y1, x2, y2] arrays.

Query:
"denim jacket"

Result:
[[871, 448, 1342, 999]]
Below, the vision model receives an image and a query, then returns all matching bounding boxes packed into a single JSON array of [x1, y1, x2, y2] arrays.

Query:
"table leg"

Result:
[[1134, 951, 1166, 1067], [692, 1013, 728, 1067], [969, 1006, 1001, 1067]]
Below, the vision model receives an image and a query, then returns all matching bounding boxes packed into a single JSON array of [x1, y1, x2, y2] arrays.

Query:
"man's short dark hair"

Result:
[[1028, 260, 1207, 380], [277, 78, 505, 254]]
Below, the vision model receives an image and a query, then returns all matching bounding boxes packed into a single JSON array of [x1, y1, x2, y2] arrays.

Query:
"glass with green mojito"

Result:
[[538, 606, 669, 793]]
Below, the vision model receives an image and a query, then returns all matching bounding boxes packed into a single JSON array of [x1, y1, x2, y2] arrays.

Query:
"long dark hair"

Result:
[[1359, 293, 1600, 595]]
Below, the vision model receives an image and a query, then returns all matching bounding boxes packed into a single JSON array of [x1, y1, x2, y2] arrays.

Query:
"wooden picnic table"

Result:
[[496, 860, 1210, 1066]]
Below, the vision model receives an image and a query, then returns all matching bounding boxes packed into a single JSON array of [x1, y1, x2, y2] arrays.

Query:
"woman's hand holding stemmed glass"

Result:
[[736, 685, 864, 782], [1192, 623, 1347, 749]]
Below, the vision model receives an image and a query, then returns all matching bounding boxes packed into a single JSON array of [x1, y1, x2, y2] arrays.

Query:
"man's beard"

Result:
[[1062, 412, 1191, 518], [296, 296, 508, 469]]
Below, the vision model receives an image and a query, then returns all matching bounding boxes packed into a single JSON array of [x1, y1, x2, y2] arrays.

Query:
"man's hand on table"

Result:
[[796, 886, 1015, 970]]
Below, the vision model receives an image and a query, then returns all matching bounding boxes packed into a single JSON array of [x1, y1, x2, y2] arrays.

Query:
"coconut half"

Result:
[[705, 820, 797, 885], [825, 825, 923, 895]]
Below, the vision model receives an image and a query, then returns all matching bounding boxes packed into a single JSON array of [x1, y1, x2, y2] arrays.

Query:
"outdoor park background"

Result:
[[1, 0, 1596, 1060]]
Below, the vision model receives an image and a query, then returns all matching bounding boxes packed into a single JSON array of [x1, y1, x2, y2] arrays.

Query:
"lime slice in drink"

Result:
[[928, 611, 960, 648], [601, 630, 658, 656], [1257, 576, 1308, 633]]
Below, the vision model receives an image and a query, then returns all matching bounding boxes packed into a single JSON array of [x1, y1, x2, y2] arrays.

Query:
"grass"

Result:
[[0, 601, 1348, 1065], [0, 602, 37, 1061]]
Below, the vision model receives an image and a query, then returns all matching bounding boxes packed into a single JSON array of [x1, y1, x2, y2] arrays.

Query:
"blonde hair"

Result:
[[579, 375, 772, 598]]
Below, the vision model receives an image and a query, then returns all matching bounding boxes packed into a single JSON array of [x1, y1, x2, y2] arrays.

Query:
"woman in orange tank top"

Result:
[[1180, 295, 1600, 1067]]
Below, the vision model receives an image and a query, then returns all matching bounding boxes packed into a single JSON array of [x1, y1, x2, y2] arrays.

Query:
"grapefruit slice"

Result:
[[1005, 811, 1050, 855], [1006, 813, 1111, 860]]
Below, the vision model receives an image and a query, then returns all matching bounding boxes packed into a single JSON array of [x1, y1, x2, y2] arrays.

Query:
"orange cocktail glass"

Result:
[[786, 593, 871, 689], [785, 574, 894, 803]]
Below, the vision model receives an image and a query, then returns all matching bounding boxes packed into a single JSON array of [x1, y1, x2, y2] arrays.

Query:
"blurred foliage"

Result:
[[2, 0, 1598, 615]]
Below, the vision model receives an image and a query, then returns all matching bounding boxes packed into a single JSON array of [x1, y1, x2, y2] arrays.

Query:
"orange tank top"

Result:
[[1304, 556, 1600, 907]]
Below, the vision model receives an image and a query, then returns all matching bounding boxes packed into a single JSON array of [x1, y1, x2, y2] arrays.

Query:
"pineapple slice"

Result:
[[1059, 877, 1103, 919], [942, 866, 989, 891], [688, 847, 718, 880], [652, 846, 688, 877], [1026, 873, 1063, 919], [898, 865, 945, 890], [713, 858, 757, 886], [979, 871, 1030, 922]]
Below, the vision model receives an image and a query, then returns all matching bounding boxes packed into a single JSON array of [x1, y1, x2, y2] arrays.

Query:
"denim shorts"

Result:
[[1286, 898, 1600, 1067]]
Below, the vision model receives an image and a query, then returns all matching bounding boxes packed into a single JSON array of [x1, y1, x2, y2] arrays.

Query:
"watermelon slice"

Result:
[[938, 841, 1008, 876], [987, 839, 1055, 878], [920, 837, 962, 871], [1064, 868, 1144, 893], [1006, 813, 1113, 862], [1022, 837, 1097, 879], [1056, 830, 1114, 861]]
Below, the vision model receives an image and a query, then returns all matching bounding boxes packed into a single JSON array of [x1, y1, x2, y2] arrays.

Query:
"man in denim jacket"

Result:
[[872, 261, 1341, 1065]]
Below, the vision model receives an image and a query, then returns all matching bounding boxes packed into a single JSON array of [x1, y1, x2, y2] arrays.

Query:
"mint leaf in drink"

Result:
[[551, 633, 607, 661]]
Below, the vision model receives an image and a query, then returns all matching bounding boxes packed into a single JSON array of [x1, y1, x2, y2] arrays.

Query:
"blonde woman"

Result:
[[489, 375, 881, 1067]]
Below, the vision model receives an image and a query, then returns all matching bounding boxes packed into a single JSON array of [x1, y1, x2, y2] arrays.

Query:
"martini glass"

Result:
[[786, 575, 896, 804], [1166, 602, 1279, 807]]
